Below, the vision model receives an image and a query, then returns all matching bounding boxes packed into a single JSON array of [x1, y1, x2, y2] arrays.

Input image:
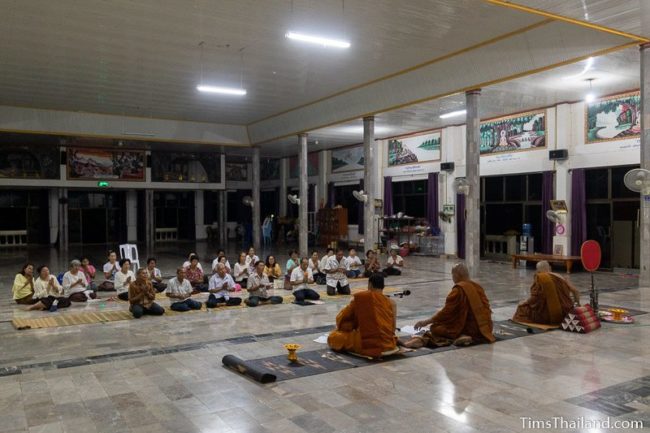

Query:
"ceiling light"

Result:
[[563, 57, 594, 80], [585, 93, 596, 103], [439, 110, 467, 119], [197, 85, 247, 96], [285, 31, 351, 48]]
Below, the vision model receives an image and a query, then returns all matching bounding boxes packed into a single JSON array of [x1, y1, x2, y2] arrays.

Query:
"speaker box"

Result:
[[549, 149, 568, 160], [440, 162, 455, 171]]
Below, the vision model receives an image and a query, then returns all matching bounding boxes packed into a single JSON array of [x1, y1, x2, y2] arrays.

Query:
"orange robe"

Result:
[[429, 280, 495, 343], [513, 272, 575, 325], [328, 290, 397, 357]]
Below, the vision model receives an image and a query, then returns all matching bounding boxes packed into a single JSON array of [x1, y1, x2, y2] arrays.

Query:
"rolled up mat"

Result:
[[222, 354, 277, 383]]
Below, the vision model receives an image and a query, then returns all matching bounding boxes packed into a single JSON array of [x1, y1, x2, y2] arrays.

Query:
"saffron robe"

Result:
[[328, 290, 398, 357], [429, 280, 495, 343], [513, 272, 576, 325]]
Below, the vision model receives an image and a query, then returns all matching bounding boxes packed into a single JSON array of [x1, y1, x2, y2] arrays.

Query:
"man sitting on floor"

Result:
[[324, 249, 351, 296], [166, 267, 202, 312], [206, 263, 242, 307], [146, 257, 167, 292], [346, 248, 363, 279], [328, 273, 398, 358], [291, 257, 320, 305], [512, 261, 581, 325], [406, 263, 495, 347], [128, 268, 165, 318], [245, 261, 283, 307], [383, 246, 404, 276]]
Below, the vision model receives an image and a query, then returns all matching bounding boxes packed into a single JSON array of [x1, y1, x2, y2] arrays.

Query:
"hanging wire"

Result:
[[198, 41, 205, 85]]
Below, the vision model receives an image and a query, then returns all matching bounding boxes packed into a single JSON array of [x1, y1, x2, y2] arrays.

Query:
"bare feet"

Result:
[[452, 335, 473, 346], [26, 301, 45, 311]]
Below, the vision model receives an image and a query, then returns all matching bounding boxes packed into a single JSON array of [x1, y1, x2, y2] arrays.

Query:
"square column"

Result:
[[279, 158, 288, 217], [363, 116, 377, 251], [218, 190, 227, 245], [126, 190, 138, 242], [252, 147, 261, 251], [640, 43, 650, 288], [299, 134, 309, 257], [465, 90, 481, 277]]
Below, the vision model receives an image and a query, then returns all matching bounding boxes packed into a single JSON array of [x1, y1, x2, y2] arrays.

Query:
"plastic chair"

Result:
[[119, 244, 140, 271], [262, 223, 272, 246]]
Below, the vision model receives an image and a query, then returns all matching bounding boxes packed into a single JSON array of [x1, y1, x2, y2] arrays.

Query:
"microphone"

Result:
[[387, 290, 411, 298]]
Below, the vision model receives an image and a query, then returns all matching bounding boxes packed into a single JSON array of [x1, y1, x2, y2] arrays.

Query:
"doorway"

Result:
[[68, 191, 127, 244]]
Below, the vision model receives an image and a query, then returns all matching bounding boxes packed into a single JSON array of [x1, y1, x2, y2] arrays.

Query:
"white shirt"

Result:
[[233, 263, 249, 283], [319, 255, 331, 271], [308, 258, 321, 273], [247, 272, 272, 298], [245, 254, 259, 274], [347, 256, 362, 270], [324, 256, 349, 287], [34, 276, 63, 299], [62, 271, 88, 295], [183, 261, 203, 272], [103, 261, 121, 281], [146, 267, 162, 280], [290, 267, 314, 292], [209, 273, 236, 299], [387, 255, 404, 267], [114, 270, 135, 295], [166, 277, 193, 301], [211, 258, 231, 273]]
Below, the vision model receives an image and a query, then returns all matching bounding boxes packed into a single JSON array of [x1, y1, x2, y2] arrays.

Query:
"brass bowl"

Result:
[[609, 308, 628, 321], [284, 343, 302, 363]]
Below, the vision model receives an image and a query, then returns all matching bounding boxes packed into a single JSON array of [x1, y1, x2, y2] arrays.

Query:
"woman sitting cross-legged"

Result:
[[166, 267, 202, 312], [114, 258, 135, 301], [28, 265, 71, 312], [233, 252, 249, 289], [291, 257, 320, 305], [63, 260, 97, 302], [80, 257, 98, 292], [128, 268, 165, 318], [12, 263, 36, 305], [264, 255, 282, 282], [186, 254, 207, 292], [246, 261, 283, 307]]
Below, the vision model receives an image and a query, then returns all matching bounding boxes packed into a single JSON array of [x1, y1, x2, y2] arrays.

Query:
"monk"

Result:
[[407, 263, 495, 347], [328, 273, 398, 358], [512, 261, 580, 325]]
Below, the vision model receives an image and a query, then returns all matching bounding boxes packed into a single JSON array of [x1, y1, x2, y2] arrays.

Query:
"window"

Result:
[[586, 168, 609, 199], [227, 190, 252, 224], [333, 184, 360, 225], [392, 180, 427, 218], [484, 177, 503, 201]]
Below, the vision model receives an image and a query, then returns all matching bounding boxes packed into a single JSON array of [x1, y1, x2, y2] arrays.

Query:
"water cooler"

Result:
[[519, 223, 534, 265]]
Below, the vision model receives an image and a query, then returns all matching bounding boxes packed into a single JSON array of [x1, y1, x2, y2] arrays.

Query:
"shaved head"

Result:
[[451, 263, 470, 283], [536, 261, 551, 273]]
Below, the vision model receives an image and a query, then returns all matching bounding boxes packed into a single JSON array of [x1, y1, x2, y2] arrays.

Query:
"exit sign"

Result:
[[97, 181, 110, 188]]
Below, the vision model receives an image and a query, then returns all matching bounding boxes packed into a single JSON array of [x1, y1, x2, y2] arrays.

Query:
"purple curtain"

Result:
[[327, 182, 336, 208], [571, 169, 587, 255], [383, 176, 394, 216], [358, 179, 364, 234], [427, 173, 439, 234], [541, 171, 554, 254], [456, 193, 466, 259]]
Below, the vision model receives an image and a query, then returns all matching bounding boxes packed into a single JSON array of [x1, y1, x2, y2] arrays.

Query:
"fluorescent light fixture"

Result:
[[439, 109, 467, 119], [563, 57, 593, 80], [337, 125, 391, 135], [585, 93, 596, 103], [285, 31, 351, 48], [197, 85, 247, 96]]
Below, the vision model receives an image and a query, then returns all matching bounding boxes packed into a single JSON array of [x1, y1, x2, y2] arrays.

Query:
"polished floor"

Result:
[[0, 242, 648, 433]]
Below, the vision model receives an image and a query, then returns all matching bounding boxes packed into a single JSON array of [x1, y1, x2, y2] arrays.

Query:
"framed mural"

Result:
[[331, 145, 364, 173], [226, 163, 248, 182], [261, 158, 281, 181], [480, 110, 546, 155], [0, 145, 59, 179], [151, 152, 221, 183], [387, 130, 441, 166], [289, 153, 319, 178], [67, 148, 145, 181], [585, 91, 640, 144]]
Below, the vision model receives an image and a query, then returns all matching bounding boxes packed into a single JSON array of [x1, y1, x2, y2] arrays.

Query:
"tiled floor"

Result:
[[0, 242, 648, 432]]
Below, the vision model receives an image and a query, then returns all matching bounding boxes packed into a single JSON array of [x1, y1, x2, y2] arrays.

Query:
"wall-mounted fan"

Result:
[[287, 194, 300, 205], [242, 196, 254, 207], [352, 190, 368, 203], [452, 177, 470, 195], [545, 210, 562, 224], [623, 168, 650, 195]]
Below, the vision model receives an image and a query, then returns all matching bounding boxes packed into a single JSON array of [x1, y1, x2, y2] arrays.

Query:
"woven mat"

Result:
[[509, 319, 560, 331]]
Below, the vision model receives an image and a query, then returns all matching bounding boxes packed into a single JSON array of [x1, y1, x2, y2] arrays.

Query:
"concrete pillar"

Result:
[[48, 189, 59, 245], [363, 116, 377, 251], [554, 104, 572, 255], [252, 147, 262, 251], [299, 133, 309, 257], [465, 89, 481, 278], [126, 190, 138, 242], [640, 44, 650, 288], [279, 158, 288, 217], [195, 191, 205, 240], [218, 190, 226, 244], [145, 189, 155, 250], [318, 150, 328, 209], [58, 188, 68, 251]]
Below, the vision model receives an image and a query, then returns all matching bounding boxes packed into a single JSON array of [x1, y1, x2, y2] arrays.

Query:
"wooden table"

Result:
[[511, 253, 581, 273]]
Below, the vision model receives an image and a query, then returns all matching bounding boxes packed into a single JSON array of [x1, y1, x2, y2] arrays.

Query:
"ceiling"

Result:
[[0, 0, 646, 157]]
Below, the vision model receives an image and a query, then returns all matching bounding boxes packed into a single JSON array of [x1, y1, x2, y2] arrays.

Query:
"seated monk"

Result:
[[406, 263, 495, 347], [328, 273, 398, 358], [512, 261, 580, 325]]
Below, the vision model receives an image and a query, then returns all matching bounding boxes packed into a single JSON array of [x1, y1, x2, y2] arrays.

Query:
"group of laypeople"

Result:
[[327, 260, 582, 357]]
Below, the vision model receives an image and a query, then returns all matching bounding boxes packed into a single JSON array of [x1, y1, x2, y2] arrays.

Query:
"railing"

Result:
[[484, 235, 517, 261], [155, 227, 178, 242], [0, 230, 28, 247]]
